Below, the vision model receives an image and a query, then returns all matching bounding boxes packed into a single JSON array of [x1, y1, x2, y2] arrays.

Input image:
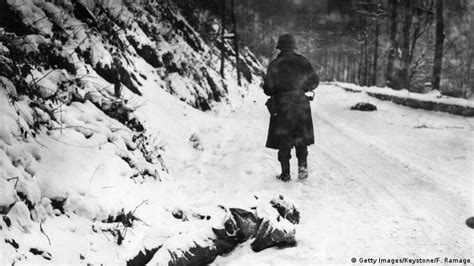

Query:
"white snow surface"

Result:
[[6, 0, 53, 37], [212, 84, 474, 265], [3, 77, 473, 264], [1, 0, 269, 263]]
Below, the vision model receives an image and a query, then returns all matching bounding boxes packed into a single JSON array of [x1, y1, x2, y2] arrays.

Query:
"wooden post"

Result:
[[220, 0, 226, 79]]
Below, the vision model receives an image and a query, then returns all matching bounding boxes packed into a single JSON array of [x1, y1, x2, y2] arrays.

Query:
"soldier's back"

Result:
[[268, 52, 311, 93]]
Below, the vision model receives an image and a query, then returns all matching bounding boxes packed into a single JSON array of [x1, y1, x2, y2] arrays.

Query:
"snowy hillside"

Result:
[[0, 0, 286, 264]]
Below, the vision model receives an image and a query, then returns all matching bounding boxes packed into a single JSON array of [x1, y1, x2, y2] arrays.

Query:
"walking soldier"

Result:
[[263, 33, 319, 181]]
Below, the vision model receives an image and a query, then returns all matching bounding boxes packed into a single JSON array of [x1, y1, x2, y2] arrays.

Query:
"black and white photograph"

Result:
[[0, 0, 473, 265]]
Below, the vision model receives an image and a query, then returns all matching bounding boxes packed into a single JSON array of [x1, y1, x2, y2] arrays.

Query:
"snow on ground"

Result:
[[177, 83, 473, 265], [114, 77, 474, 264], [1, 78, 473, 264], [1, 0, 269, 262]]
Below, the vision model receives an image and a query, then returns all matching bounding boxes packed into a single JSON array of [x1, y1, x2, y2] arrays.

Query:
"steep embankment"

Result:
[[0, 0, 290, 264]]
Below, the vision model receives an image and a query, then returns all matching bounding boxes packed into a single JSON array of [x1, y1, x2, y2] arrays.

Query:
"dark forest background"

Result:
[[174, 0, 473, 98]]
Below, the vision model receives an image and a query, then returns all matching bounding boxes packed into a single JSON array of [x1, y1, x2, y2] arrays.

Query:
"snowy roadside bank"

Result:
[[0, 0, 276, 264], [333, 82, 474, 117]]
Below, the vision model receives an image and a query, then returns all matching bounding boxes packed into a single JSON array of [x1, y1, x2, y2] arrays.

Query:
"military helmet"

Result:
[[276, 34, 297, 50]]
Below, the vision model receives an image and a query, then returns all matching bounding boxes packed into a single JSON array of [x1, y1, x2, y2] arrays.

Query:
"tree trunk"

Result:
[[432, 0, 444, 91], [343, 52, 349, 82], [371, 17, 379, 86], [351, 52, 357, 83], [338, 49, 343, 81], [323, 49, 328, 81], [348, 52, 353, 83], [331, 51, 336, 80], [400, 0, 413, 90], [358, 43, 363, 84], [364, 36, 369, 86], [386, 0, 398, 86]]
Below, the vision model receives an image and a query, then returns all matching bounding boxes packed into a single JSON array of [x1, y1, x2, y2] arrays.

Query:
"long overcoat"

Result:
[[263, 51, 319, 149]]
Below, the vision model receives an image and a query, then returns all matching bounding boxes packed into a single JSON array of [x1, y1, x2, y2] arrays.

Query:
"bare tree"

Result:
[[371, 15, 379, 86], [386, 0, 398, 86], [432, 0, 444, 91], [399, 0, 414, 90]]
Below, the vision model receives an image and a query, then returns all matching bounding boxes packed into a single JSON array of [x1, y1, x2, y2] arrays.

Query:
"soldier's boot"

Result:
[[298, 160, 308, 180], [296, 146, 308, 180], [277, 160, 291, 182]]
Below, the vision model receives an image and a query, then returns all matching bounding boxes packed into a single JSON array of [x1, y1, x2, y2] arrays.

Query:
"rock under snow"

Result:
[[8, 201, 32, 233]]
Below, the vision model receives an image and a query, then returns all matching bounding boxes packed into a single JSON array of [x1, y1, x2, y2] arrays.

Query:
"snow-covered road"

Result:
[[175, 84, 474, 265], [3, 82, 471, 265]]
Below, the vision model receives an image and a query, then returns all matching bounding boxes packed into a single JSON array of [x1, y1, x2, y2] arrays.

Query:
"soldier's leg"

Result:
[[295, 146, 308, 179], [295, 146, 307, 164], [277, 148, 291, 181]]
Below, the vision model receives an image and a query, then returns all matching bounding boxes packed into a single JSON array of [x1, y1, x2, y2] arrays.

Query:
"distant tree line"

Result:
[[175, 0, 473, 98]]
